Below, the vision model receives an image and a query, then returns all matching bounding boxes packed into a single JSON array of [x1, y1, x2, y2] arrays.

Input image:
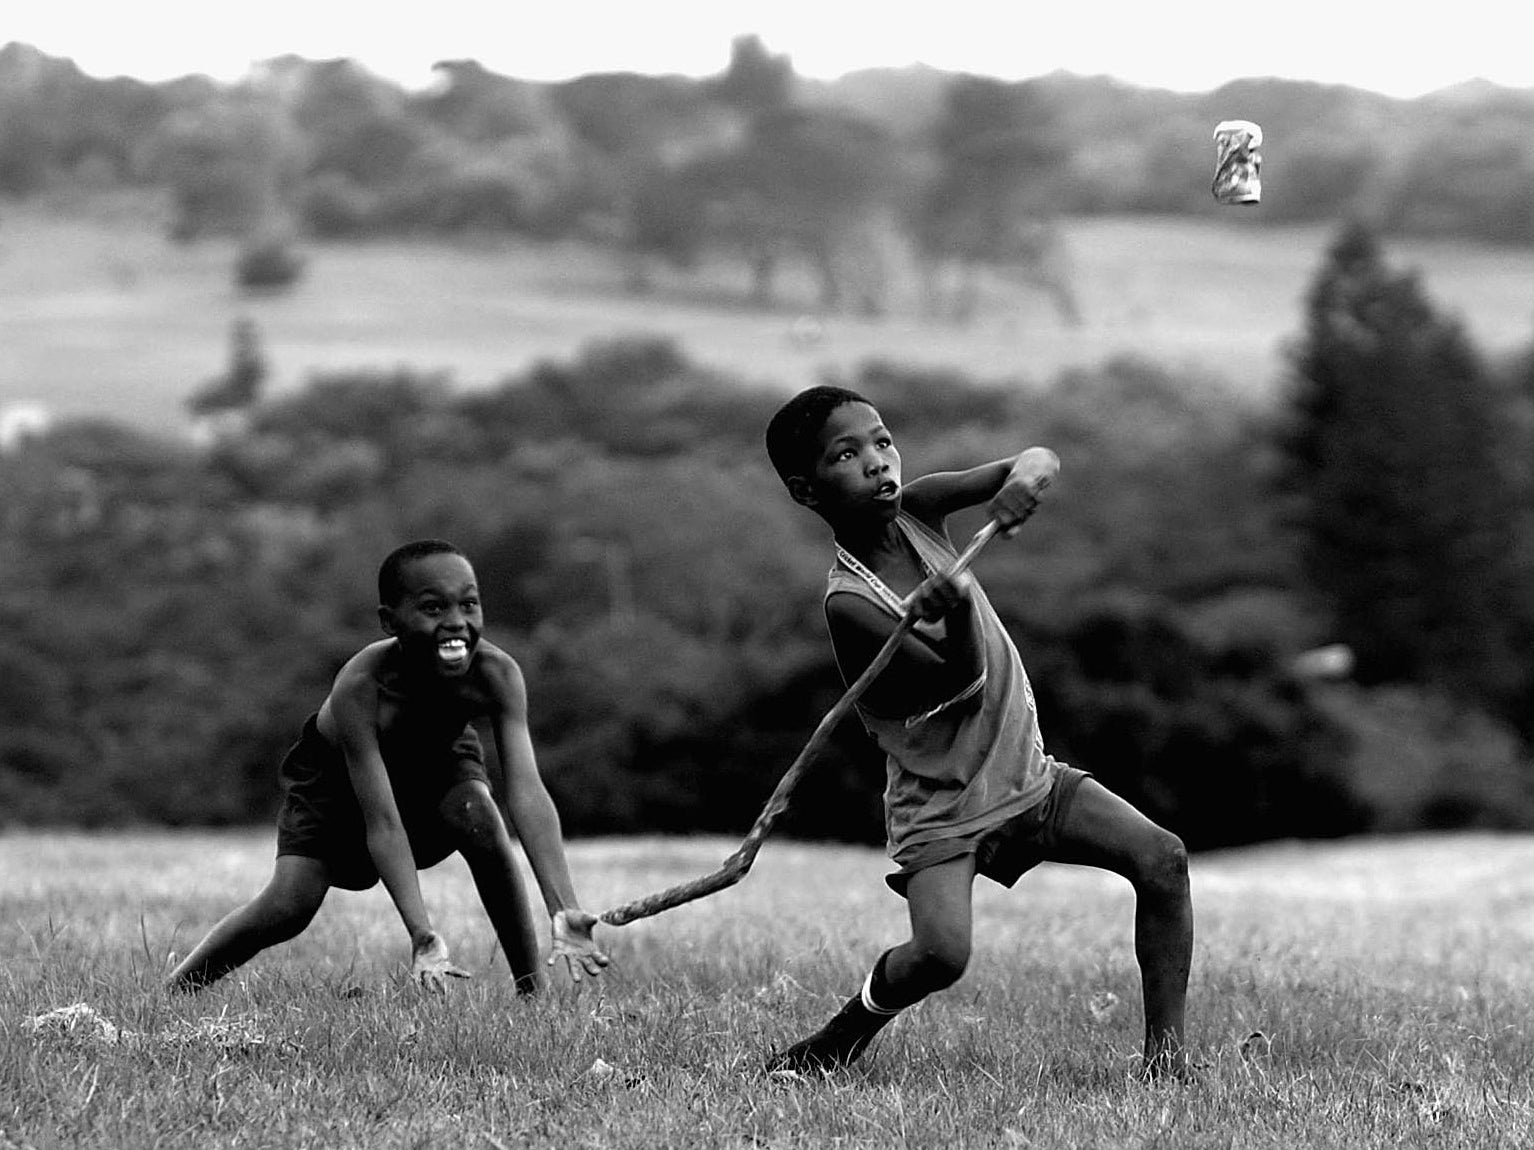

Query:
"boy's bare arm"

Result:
[[903, 447, 1060, 534], [483, 648, 609, 980], [330, 676, 456, 984]]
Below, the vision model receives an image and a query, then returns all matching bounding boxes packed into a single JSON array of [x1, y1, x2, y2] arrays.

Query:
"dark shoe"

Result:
[[765, 996, 894, 1074]]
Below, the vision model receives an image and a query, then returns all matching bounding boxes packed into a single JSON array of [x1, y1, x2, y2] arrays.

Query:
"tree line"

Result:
[[4, 36, 1534, 317], [3, 222, 1533, 849]]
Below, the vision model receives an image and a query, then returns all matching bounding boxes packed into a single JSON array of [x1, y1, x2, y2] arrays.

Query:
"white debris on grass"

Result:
[[1087, 990, 1120, 1023], [25, 1002, 269, 1051], [581, 1057, 647, 1089], [25, 1002, 120, 1042]]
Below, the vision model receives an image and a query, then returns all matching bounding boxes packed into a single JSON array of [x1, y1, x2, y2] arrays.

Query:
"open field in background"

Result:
[[3, 198, 1534, 430], [4, 831, 1534, 1148]]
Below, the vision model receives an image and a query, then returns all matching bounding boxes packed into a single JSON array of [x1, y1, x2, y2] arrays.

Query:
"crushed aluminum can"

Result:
[[1212, 120, 1263, 205]]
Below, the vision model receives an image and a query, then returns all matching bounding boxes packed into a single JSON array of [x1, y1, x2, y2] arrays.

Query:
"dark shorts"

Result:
[[885, 764, 1093, 898], [275, 715, 492, 891]]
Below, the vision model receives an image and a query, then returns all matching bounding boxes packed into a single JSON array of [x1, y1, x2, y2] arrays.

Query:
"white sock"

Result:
[[860, 967, 902, 1016]]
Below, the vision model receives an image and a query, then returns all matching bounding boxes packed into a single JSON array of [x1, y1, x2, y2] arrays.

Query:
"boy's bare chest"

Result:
[[374, 682, 484, 745], [842, 541, 931, 606], [870, 552, 929, 600]]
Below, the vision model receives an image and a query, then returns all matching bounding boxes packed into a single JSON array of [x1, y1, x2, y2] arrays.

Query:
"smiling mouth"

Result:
[[437, 638, 470, 668]]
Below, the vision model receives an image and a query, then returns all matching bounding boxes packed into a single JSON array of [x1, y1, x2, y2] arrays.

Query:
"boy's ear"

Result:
[[377, 605, 398, 636], [786, 475, 818, 509]]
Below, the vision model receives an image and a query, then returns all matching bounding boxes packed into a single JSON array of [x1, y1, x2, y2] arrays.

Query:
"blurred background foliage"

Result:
[[5, 223, 1534, 850], [5, 36, 1534, 850]]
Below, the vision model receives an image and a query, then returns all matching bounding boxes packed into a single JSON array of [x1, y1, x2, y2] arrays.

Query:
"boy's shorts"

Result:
[[886, 764, 1093, 898], [275, 714, 492, 891]]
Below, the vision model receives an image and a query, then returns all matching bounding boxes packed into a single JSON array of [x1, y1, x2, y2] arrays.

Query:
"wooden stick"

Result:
[[600, 519, 1002, 926]]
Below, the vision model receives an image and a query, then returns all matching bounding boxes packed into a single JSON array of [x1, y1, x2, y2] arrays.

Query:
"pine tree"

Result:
[[1281, 222, 1519, 707]]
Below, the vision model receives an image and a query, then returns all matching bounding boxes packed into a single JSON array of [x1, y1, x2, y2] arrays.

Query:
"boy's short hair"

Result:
[[765, 385, 871, 487], [378, 539, 466, 605]]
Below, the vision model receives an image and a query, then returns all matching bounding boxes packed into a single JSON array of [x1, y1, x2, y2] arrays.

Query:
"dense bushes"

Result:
[[5, 285, 1533, 844]]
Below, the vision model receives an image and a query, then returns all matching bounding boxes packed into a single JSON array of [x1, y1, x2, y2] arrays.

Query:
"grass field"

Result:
[[4, 196, 1534, 431], [4, 830, 1533, 1148]]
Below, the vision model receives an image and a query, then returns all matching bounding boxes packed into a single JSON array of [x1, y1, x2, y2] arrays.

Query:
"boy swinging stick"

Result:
[[758, 385, 1193, 1076]]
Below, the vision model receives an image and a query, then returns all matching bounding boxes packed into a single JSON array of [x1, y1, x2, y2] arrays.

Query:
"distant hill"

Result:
[[4, 39, 1534, 242], [798, 63, 953, 139]]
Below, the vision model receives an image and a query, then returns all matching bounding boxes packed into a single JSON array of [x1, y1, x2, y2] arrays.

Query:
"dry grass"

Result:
[[5, 196, 1534, 429], [4, 829, 1534, 1147]]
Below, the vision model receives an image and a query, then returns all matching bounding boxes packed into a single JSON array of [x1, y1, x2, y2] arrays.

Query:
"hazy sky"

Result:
[[9, 1, 1530, 98]]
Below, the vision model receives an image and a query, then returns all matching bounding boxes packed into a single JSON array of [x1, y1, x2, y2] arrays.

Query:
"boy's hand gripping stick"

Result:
[[599, 518, 1003, 927]]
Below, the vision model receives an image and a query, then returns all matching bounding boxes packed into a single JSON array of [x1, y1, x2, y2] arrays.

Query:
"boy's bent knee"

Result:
[[261, 863, 328, 925], [1133, 830, 1189, 898], [440, 784, 507, 853], [261, 890, 324, 941]]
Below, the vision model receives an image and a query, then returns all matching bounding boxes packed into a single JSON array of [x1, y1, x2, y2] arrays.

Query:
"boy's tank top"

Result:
[[824, 512, 1054, 862]]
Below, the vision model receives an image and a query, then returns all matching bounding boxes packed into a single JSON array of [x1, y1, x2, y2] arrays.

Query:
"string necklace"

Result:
[[835, 536, 934, 616], [836, 532, 986, 729]]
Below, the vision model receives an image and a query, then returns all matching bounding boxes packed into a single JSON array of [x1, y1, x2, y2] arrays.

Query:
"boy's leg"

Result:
[[766, 853, 977, 1073], [881, 852, 977, 1005], [436, 780, 543, 994], [167, 855, 331, 992], [1045, 778, 1192, 1074]]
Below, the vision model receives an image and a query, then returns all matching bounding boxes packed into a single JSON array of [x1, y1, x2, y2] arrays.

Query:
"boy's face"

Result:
[[379, 553, 483, 677], [792, 401, 902, 522]]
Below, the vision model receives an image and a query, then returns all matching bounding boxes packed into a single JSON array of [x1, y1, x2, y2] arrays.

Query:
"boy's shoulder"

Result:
[[328, 638, 396, 696], [470, 639, 520, 685], [455, 640, 530, 721], [897, 507, 956, 552]]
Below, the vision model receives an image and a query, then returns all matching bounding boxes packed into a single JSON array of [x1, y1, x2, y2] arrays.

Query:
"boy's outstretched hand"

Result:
[[549, 909, 610, 983], [411, 931, 472, 993]]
